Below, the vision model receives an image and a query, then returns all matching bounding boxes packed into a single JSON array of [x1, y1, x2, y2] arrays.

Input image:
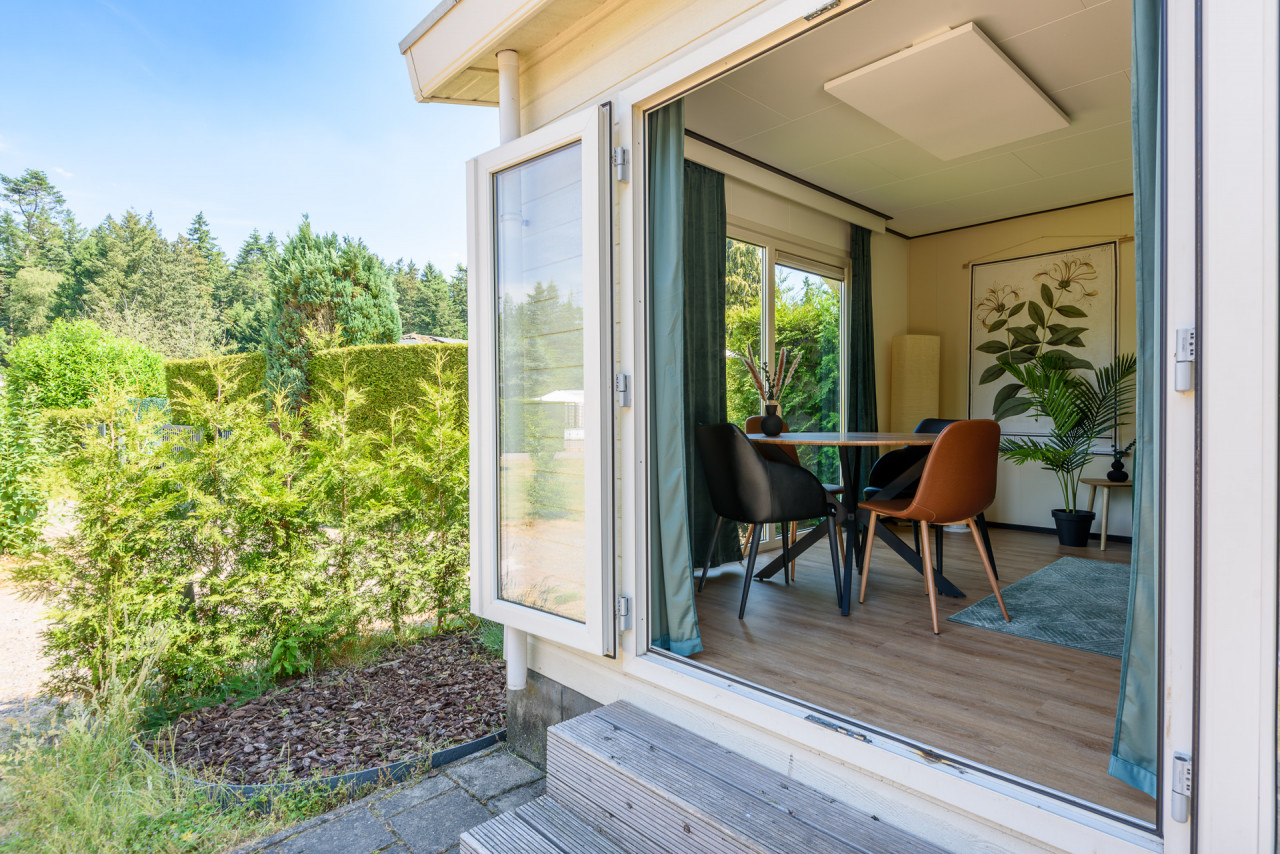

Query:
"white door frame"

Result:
[[610, 0, 1215, 850]]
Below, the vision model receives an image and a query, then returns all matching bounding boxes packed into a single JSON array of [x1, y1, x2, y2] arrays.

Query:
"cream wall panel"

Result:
[[520, 0, 773, 129], [906, 196, 1136, 531], [872, 232, 911, 431]]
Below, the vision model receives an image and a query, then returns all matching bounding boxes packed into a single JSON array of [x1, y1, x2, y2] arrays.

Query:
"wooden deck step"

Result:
[[460, 796, 629, 854], [547, 701, 951, 854]]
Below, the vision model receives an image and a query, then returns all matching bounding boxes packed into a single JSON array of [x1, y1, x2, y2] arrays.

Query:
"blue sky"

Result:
[[0, 0, 497, 269]]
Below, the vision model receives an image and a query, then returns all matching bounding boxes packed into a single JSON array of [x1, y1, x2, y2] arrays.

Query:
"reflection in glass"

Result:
[[495, 143, 587, 622]]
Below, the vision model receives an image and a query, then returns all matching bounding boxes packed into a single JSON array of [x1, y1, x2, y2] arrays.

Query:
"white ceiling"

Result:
[[684, 0, 1133, 237]]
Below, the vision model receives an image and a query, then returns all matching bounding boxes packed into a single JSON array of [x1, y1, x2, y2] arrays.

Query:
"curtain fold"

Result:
[[846, 224, 878, 493], [682, 160, 737, 568], [647, 102, 703, 656], [1109, 0, 1161, 798]]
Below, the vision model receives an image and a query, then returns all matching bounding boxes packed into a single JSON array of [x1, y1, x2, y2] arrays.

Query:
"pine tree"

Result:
[[68, 211, 218, 357], [219, 229, 278, 352], [264, 220, 401, 408], [0, 169, 75, 274]]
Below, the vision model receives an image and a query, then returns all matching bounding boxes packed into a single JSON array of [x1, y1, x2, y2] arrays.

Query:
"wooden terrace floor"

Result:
[[687, 526, 1156, 823]]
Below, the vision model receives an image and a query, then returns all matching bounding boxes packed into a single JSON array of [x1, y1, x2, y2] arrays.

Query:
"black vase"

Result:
[[1052, 509, 1096, 547], [1107, 456, 1130, 483], [759, 402, 784, 437]]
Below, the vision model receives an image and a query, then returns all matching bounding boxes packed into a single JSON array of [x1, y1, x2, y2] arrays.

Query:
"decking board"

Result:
[[550, 703, 950, 854]]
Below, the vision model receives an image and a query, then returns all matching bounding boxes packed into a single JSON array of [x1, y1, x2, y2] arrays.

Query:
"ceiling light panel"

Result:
[[823, 22, 1069, 161]]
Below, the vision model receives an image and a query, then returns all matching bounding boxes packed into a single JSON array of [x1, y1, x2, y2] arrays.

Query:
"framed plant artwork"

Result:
[[968, 242, 1117, 437]]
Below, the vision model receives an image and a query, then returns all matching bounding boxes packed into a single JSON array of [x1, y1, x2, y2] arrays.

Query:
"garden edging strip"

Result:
[[136, 728, 506, 809]]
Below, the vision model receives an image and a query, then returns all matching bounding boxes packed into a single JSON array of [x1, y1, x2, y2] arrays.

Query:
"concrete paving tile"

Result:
[[273, 808, 396, 854], [371, 773, 458, 818], [386, 787, 494, 854], [485, 779, 546, 815], [446, 750, 544, 801]]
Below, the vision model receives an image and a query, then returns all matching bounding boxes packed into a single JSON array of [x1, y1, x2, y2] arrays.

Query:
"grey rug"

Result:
[[946, 556, 1131, 657]]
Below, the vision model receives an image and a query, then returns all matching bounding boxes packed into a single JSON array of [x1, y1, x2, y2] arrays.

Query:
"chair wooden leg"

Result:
[[741, 523, 756, 561], [920, 521, 940, 635], [739, 523, 763, 620], [967, 518, 1009, 621], [699, 515, 724, 592], [826, 516, 843, 608], [975, 512, 998, 580], [859, 512, 879, 604], [789, 522, 799, 581]]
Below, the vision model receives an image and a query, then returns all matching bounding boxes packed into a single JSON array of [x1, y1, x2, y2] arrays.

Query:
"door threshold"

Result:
[[646, 647, 1161, 848]]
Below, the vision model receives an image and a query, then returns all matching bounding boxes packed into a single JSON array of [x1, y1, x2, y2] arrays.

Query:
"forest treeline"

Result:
[[0, 168, 468, 359]]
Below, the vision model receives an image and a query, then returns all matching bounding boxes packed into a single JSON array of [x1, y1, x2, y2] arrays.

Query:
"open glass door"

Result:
[[467, 103, 614, 655]]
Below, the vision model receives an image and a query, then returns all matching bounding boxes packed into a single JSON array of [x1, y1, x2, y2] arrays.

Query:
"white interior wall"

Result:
[[906, 196, 1138, 533]]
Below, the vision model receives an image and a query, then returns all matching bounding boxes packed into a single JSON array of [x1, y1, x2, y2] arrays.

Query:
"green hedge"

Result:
[[163, 344, 466, 433], [164, 353, 267, 424]]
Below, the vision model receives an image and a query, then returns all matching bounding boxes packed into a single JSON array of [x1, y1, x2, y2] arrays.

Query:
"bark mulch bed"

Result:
[[144, 631, 506, 786]]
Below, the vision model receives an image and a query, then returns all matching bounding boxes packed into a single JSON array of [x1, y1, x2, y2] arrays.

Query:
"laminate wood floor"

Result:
[[688, 525, 1157, 823]]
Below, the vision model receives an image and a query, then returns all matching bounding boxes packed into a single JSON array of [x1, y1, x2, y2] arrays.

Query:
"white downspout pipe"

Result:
[[497, 49, 520, 145], [496, 47, 529, 692]]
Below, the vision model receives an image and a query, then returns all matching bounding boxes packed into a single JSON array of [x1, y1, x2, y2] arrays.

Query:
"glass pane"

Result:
[[774, 262, 842, 485], [725, 238, 765, 427], [494, 143, 587, 622]]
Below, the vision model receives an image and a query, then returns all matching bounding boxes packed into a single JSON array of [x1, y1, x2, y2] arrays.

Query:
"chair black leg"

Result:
[[699, 515, 725, 592], [934, 525, 944, 577], [739, 523, 762, 619], [826, 516, 844, 609], [781, 525, 790, 587], [975, 512, 998, 580], [913, 522, 922, 556]]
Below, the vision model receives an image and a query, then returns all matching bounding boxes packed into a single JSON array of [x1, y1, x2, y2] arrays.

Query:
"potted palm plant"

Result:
[[996, 352, 1138, 546]]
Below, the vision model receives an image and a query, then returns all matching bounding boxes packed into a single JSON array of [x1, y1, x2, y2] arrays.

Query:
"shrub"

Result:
[[0, 394, 47, 554], [4, 319, 166, 409], [13, 354, 471, 698]]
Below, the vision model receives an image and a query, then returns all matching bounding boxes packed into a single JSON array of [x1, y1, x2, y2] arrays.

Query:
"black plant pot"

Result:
[[1052, 509, 1096, 547]]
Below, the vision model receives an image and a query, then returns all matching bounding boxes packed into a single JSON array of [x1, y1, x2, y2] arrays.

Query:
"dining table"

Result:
[[746, 430, 966, 614]]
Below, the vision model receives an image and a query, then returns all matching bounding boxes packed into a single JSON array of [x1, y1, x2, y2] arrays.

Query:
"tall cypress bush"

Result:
[[264, 221, 401, 409]]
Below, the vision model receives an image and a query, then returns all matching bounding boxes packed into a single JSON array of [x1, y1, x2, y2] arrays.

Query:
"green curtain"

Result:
[[846, 224, 878, 493], [682, 160, 737, 568], [1109, 0, 1161, 799], [648, 101, 703, 656]]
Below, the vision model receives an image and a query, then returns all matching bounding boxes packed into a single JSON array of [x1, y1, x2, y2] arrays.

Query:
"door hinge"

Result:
[[1171, 752, 1192, 823], [615, 594, 633, 632], [612, 146, 630, 182], [614, 372, 631, 408]]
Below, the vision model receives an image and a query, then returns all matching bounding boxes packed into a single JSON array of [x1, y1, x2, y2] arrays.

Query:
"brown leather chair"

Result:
[[743, 414, 844, 578], [858, 419, 1009, 635]]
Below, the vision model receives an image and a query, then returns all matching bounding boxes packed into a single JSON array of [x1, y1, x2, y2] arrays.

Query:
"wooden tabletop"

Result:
[[1081, 477, 1133, 488], [748, 431, 939, 447]]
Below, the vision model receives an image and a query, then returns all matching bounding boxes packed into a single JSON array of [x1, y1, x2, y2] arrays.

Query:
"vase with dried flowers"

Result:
[[738, 344, 801, 437]]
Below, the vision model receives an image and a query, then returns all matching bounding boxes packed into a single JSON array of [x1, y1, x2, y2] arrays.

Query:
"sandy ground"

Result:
[[0, 567, 49, 704], [0, 561, 58, 742]]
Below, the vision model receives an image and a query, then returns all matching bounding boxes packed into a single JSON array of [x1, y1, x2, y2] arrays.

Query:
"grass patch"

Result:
[[0, 673, 353, 853]]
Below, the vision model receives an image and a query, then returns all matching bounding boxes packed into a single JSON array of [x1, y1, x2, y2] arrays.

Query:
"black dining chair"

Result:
[[695, 423, 846, 619], [863, 418, 999, 579]]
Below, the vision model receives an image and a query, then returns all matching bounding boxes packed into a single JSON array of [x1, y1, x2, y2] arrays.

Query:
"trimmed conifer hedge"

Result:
[[165, 353, 268, 423], [164, 343, 466, 432]]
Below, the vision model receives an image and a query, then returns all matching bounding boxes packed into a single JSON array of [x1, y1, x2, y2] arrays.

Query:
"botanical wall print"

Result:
[[969, 242, 1117, 436]]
